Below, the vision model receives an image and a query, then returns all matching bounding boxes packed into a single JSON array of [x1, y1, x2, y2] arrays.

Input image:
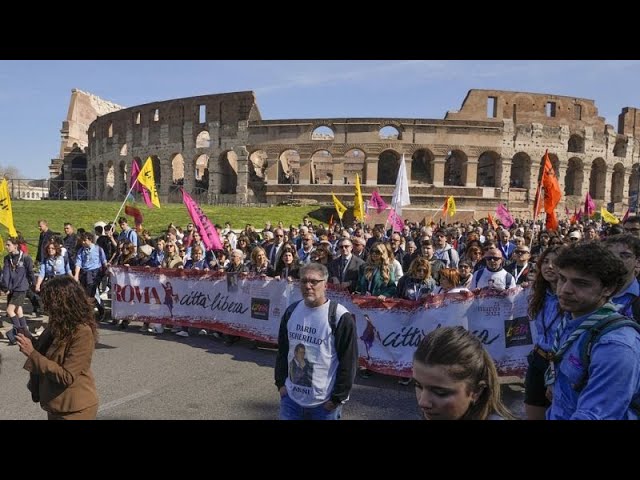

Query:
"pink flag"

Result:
[[387, 208, 404, 233], [130, 159, 154, 208], [369, 190, 388, 214], [584, 192, 596, 218], [181, 188, 222, 250], [495, 204, 514, 228]]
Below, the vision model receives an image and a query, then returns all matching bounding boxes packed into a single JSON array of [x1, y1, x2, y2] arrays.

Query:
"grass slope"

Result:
[[8, 201, 333, 246]]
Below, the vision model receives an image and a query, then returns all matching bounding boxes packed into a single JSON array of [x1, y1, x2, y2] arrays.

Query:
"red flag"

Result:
[[328, 214, 334, 230], [124, 205, 143, 227], [542, 150, 561, 214], [442, 198, 449, 217], [181, 188, 223, 250], [622, 208, 631, 223]]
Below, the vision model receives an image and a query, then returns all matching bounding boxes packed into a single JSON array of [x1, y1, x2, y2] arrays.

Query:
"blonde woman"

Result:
[[356, 242, 397, 300]]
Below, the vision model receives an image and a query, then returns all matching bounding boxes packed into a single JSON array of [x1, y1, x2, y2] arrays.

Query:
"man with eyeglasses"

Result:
[[505, 245, 533, 286], [329, 239, 365, 292], [470, 247, 515, 290], [275, 263, 357, 420]]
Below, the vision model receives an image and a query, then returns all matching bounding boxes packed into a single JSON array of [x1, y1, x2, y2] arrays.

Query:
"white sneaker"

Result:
[[152, 324, 164, 334], [176, 330, 189, 337], [198, 329, 208, 336], [34, 326, 45, 336]]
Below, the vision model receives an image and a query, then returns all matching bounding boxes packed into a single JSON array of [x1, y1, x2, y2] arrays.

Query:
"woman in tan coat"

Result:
[[15, 276, 98, 420]]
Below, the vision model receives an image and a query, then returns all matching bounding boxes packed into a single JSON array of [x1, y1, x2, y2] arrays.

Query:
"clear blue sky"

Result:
[[2, 60, 640, 179]]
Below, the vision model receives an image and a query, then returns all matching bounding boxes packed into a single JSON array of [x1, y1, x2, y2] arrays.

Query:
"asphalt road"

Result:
[[0, 321, 525, 420]]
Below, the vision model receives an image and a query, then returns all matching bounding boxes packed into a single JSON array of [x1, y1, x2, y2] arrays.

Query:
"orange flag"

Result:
[[546, 211, 559, 231], [487, 213, 497, 229], [442, 198, 449, 217], [542, 150, 561, 215]]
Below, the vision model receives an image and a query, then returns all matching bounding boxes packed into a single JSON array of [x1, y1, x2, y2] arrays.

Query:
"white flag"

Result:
[[391, 154, 411, 215]]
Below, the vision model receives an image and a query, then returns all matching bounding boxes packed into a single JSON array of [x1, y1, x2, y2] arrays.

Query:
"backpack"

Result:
[[571, 313, 640, 415], [282, 300, 339, 335], [629, 295, 640, 323]]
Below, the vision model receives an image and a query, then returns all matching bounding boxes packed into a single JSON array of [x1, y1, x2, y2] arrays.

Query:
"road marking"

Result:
[[98, 389, 153, 412]]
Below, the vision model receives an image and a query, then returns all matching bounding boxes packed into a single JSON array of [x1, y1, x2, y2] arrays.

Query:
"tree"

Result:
[[0, 165, 21, 179]]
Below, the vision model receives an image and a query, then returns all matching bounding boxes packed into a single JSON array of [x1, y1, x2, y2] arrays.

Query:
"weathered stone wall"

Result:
[[82, 88, 640, 219]]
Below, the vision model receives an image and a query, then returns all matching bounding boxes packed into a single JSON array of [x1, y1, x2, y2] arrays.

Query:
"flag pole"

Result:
[[112, 179, 139, 227]]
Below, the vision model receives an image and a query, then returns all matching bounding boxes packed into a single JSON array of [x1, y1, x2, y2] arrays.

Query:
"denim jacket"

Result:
[[546, 308, 640, 420]]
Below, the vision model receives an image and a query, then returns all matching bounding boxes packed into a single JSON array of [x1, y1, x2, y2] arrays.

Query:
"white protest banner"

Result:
[[111, 267, 532, 377]]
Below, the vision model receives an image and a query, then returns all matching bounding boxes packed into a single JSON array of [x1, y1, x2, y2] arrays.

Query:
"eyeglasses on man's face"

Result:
[[300, 278, 324, 286]]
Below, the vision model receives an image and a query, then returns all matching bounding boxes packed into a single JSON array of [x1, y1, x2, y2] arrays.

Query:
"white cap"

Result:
[[94, 221, 107, 228]]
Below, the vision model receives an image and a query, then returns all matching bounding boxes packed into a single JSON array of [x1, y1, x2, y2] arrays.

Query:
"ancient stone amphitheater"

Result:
[[50, 88, 640, 221]]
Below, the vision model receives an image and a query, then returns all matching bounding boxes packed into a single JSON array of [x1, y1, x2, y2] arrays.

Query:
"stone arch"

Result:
[[120, 144, 128, 156], [611, 162, 625, 203], [379, 125, 401, 141], [72, 156, 86, 170], [196, 130, 211, 149], [378, 150, 400, 185], [445, 150, 466, 186], [477, 151, 500, 187], [105, 161, 115, 200], [630, 164, 640, 202], [613, 137, 627, 158], [172, 154, 185, 183], [411, 148, 434, 184], [311, 125, 335, 140], [118, 160, 128, 197], [568, 134, 584, 153], [219, 150, 238, 194], [249, 149, 267, 180], [279, 149, 300, 185], [564, 157, 584, 196], [344, 148, 365, 184], [510, 152, 530, 188], [168, 154, 185, 203], [195, 154, 210, 193], [310, 150, 333, 184], [589, 157, 606, 200]]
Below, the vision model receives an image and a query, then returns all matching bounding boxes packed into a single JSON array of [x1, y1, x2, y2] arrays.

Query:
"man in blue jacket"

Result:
[[546, 242, 640, 420]]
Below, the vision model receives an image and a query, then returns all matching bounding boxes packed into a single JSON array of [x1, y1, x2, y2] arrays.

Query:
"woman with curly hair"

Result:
[[15, 276, 99, 420]]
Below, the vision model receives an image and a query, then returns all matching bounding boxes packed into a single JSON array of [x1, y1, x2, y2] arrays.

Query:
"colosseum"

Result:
[[49, 88, 640, 221]]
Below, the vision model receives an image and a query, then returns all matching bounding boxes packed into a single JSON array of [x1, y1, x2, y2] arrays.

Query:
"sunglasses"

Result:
[[514, 250, 529, 255]]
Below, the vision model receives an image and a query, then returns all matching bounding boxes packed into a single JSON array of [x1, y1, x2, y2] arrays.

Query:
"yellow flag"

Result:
[[447, 196, 456, 217], [0, 234, 4, 253], [600, 207, 619, 224], [332, 193, 347, 220], [354, 174, 365, 222], [136, 157, 161, 208], [0, 179, 17, 237]]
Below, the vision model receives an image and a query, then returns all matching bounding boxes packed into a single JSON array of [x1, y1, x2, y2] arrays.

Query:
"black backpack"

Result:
[[282, 300, 339, 334]]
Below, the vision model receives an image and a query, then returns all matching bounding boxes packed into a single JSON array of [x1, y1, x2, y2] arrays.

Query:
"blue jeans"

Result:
[[279, 394, 342, 420]]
